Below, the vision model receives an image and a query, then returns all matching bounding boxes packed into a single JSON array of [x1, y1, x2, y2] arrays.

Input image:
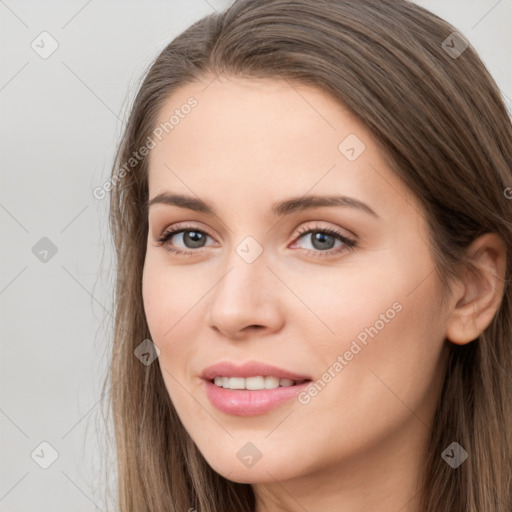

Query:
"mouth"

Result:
[[202, 378, 313, 416], [200, 360, 313, 383], [207, 376, 311, 390], [200, 361, 313, 415]]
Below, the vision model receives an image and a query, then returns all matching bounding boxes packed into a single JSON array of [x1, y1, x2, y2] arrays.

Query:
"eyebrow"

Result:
[[147, 192, 379, 218]]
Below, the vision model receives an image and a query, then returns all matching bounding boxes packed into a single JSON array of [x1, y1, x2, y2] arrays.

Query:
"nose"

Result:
[[205, 247, 284, 339]]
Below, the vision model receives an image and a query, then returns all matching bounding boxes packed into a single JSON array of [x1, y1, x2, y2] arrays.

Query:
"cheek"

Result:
[[290, 250, 446, 403], [142, 255, 204, 339], [142, 261, 164, 337], [142, 259, 198, 409], [142, 254, 216, 393], [279, 258, 406, 355], [305, 264, 446, 424], [308, 242, 443, 357]]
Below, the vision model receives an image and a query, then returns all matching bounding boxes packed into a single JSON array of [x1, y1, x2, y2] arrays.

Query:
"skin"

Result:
[[142, 75, 506, 512]]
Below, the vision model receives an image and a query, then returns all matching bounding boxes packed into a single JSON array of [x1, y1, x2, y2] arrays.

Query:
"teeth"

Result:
[[213, 376, 298, 390]]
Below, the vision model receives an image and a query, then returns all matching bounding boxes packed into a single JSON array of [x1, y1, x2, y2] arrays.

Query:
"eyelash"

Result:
[[155, 222, 357, 258]]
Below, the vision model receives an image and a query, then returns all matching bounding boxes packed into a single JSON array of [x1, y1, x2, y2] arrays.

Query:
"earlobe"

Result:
[[445, 233, 507, 346]]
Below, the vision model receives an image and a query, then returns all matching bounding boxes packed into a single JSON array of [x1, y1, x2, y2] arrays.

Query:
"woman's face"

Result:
[[142, 76, 451, 496]]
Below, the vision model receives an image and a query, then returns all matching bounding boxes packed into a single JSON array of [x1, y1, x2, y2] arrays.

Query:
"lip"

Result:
[[200, 360, 313, 416], [203, 379, 312, 416], [200, 360, 312, 381]]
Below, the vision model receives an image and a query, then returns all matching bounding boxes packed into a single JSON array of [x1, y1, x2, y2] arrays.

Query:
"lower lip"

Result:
[[203, 379, 312, 416]]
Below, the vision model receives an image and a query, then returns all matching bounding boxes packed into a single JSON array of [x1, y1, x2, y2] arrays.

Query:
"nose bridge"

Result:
[[205, 233, 282, 334], [214, 235, 269, 307]]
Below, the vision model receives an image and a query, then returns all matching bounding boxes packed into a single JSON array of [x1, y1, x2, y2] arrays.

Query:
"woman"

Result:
[[102, 0, 512, 510]]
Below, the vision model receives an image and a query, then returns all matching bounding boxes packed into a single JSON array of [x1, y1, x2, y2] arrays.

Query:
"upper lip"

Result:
[[201, 360, 312, 382]]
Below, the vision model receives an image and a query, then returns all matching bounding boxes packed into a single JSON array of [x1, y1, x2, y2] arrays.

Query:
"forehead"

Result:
[[150, 75, 363, 166], [147, 75, 419, 221]]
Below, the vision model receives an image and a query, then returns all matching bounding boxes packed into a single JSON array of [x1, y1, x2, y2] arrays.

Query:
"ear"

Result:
[[446, 233, 507, 345]]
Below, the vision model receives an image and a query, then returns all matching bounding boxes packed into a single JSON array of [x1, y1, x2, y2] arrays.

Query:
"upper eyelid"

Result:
[[157, 223, 214, 241]]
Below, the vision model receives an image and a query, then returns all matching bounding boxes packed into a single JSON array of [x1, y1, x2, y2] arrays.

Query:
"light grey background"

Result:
[[1, 1, 510, 510]]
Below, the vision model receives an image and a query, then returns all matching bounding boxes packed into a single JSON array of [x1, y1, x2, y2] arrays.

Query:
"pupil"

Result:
[[184, 231, 205, 248], [312, 232, 334, 250]]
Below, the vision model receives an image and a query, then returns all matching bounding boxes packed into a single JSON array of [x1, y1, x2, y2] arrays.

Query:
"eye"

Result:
[[154, 222, 357, 258], [290, 224, 356, 257], [155, 223, 215, 255]]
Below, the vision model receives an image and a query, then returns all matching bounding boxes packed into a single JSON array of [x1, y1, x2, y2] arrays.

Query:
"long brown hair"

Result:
[[100, 1, 512, 510]]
